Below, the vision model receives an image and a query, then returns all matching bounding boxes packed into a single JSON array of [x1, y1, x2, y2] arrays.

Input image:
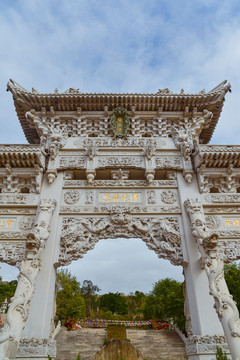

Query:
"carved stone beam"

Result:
[[0, 199, 56, 360], [185, 198, 240, 360]]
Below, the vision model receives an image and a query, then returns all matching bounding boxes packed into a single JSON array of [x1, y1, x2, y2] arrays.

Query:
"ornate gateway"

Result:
[[0, 79, 239, 359]]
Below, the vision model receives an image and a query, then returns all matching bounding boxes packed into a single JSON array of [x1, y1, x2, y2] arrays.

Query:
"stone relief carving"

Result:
[[218, 240, 240, 263], [98, 156, 143, 167], [147, 191, 156, 204], [59, 156, 85, 169], [63, 190, 80, 204], [63, 179, 177, 187], [29, 199, 57, 248], [0, 241, 26, 266], [205, 206, 240, 214], [161, 190, 177, 204], [17, 338, 56, 357], [185, 198, 240, 357], [0, 165, 42, 194], [85, 191, 94, 205], [205, 215, 221, 230], [0, 194, 34, 204], [58, 212, 183, 267], [172, 125, 193, 161], [205, 194, 240, 203], [111, 169, 129, 180], [0, 198, 57, 359], [198, 171, 240, 193], [185, 335, 229, 355], [76, 138, 158, 148], [155, 157, 181, 169], [0, 209, 36, 215], [18, 216, 35, 231]]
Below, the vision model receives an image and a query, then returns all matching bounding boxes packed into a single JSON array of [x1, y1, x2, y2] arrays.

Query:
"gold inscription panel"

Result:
[[225, 218, 240, 226], [99, 192, 141, 203], [0, 218, 17, 230]]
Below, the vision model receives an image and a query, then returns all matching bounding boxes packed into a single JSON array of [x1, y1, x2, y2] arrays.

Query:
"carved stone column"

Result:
[[0, 198, 56, 360], [177, 173, 226, 360], [185, 198, 240, 360]]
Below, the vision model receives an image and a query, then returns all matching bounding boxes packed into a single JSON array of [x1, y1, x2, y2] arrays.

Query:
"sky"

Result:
[[0, 0, 240, 294]]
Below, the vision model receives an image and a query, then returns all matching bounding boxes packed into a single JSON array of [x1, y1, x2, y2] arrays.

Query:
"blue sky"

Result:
[[1, 0, 240, 293]]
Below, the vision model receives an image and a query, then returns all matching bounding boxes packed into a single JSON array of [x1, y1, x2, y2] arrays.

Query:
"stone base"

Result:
[[16, 338, 56, 359], [186, 335, 230, 359]]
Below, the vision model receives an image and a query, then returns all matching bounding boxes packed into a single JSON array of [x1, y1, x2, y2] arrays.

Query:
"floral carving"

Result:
[[161, 191, 177, 204], [18, 216, 35, 231], [85, 191, 94, 205], [147, 191, 156, 204], [64, 191, 80, 204], [58, 214, 182, 267], [205, 215, 221, 230]]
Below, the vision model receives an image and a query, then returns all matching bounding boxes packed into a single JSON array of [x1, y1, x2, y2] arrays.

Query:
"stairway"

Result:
[[56, 328, 188, 360], [56, 328, 106, 360], [127, 329, 187, 360]]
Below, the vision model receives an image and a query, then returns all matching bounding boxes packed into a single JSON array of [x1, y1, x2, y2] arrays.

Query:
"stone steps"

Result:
[[56, 328, 106, 360], [56, 328, 188, 360], [127, 329, 187, 360]]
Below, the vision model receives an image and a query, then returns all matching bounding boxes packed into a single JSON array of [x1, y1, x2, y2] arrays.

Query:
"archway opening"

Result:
[[65, 237, 183, 295]]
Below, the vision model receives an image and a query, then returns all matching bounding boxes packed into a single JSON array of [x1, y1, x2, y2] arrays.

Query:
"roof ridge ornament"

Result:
[[110, 107, 130, 139]]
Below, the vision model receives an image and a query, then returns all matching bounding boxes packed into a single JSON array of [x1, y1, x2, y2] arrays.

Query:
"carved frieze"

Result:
[[17, 338, 56, 357], [0, 194, 37, 205], [0, 208, 36, 215], [0, 241, 26, 266], [58, 213, 183, 266], [155, 156, 181, 169], [185, 335, 229, 355], [98, 156, 143, 167], [59, 156, 85, 169], [74, 137, 159, 148], [205, 194, 240, 203], [198, 172, 240, 193], [63, 179, 177, 188]]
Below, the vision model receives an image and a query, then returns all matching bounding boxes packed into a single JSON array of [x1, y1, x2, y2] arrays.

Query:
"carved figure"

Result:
[[185, 198, 240, 359]]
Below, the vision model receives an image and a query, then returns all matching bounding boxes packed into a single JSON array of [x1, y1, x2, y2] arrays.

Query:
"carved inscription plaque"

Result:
[[99, 192, 141, 203]]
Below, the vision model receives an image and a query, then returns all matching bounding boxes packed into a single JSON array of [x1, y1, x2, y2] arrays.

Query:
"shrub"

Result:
[[216, 346, 228, 360]]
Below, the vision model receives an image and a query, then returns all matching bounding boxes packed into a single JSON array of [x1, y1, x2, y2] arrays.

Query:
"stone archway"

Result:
[[0, 79, 240, 359]]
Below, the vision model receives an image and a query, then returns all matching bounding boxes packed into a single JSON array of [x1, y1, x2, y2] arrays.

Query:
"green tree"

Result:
[[224, 262, 240, 313], [0, 274, 17, 308], [100, 292, 128, 315], [81, 280, 100, 317], [126, 291, 146, 319], [144, 278, 185, 330], [56, 269, 86, 322]]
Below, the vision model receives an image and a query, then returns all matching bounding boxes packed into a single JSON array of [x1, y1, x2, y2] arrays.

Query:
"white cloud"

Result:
[[0, 0, 240, 292]]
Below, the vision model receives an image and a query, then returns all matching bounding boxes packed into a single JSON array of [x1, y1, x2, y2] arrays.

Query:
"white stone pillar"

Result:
[[17, 173, 64, 359], [184, 196, 240, 360], [177, 173, 226, 360]]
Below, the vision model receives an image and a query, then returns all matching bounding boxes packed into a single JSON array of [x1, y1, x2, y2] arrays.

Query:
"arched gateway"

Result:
[[0, 80, 240, 360]]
